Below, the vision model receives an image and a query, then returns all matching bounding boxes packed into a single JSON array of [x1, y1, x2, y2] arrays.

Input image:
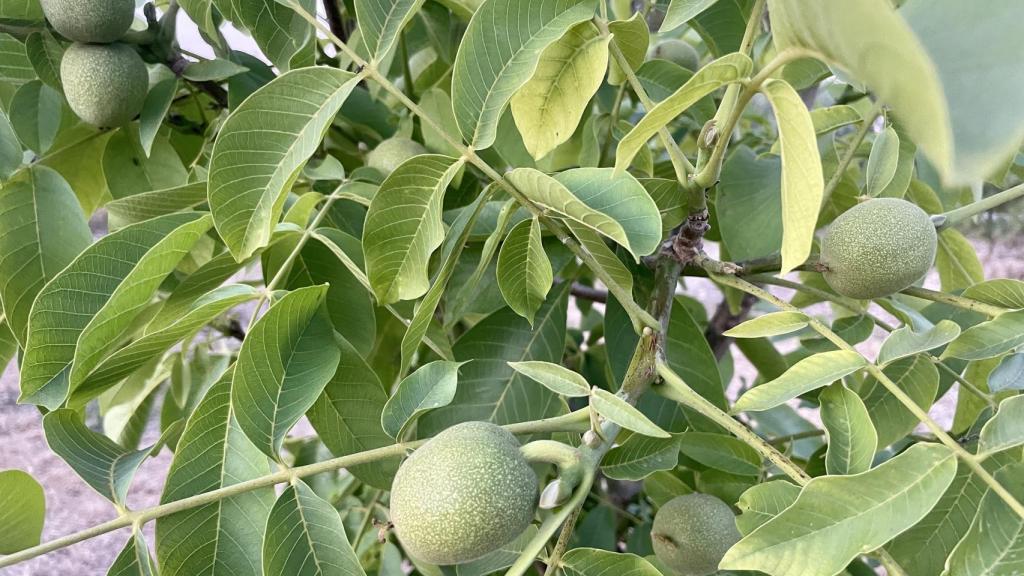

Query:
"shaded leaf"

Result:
[[819, 383, 877, 475], [978, 395, 1024, 456], [137, 78, 178, 157], [865, 125, 900, 197], [859, 354, 939, 448], [661, 0, 720, 32], [591, 388, 671, 438], [735, 480, 801, 535], [989, 353, 1024, 393], [508, 360, 590, 397], [936, 227, 984, 293], [455, 525, 539, 576], [497, 217, 552, 324], [356, 0, 425, 63], [607, 13, 648, 86], [0, 469, 45, 554], [24, 31, 62, 90], [9, 80, 61, 154], [381, 360, 464, 439], [942, 310, 1024, 361], [107, 531, 154, 576], [679, 431, 762, 476], [601, 435, 681, 481], [561, 548, 662, 576], [942, 462, 1024, 576], [877, 319, 961, 366]]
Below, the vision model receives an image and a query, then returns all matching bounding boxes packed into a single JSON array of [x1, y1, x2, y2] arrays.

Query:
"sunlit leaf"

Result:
[[819, 383, 877, 475], [508, 361, 590, 397], [591, 388, 671, 438], [942, 310, 1024, 361], [381, 360, 465, 439], [978, 395, 1024, 456], [877, 319, 960, 366], [497, 217, 553, 324], [732, 350, 866, 413], [858, 354, 939, 448], [678, 431, 762, 476], [724, 311, 808, 339], [601, 435, 681, 481]]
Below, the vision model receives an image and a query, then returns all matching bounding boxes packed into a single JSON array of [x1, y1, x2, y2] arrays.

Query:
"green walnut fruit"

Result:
[[367, 137, 426, 176], [820, 198, 937, 300], [652, 39, 701, 71], [652, 494, 741, 576], [61, 43, 148, 128], [41, 0, 135, 44], [389, 421, 538, 565]]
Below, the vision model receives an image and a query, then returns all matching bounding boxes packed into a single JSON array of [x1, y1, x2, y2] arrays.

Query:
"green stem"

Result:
[[937, 181, 1024, 230], [352, 489, 383, 552], [767, 429, 826, 446], [822, 99, 884, 204], [542, 502, 584, 576], [901, 286, 1007, 318], [598, 83, 628, 168]]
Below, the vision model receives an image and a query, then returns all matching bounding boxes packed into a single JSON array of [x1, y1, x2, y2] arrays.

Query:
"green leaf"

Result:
[[233, 0, 314, 71], [961, 278, 1024, 309], [661, 0, 720, 32], [209, 67, 359, 260], [561, 548, 663, 576], [182, 59, 249, 81], [732, 350, 866, 413], [232, 285, 341, 461], [262, 480, 366, 576], [735, 480, 801, 535], [42, 409, 149, 505], [363, 155, 464, 304], [0, 110, 22, 181], [724, 311, 808, 338], [356, 0, 425, 63], [10, 80, 61, 154], [381, 360, 464, 439], [74, 285, 260, 403], [936, 228, 984, 293], [614, 53, 752, 173], [137, 78, 178, 157], [989, 353, 1024, 393], [643, 471, 693, 508], [679, 431, 762, 476], [978, 394, 1024, 456], [506, 167, 661, 259], [591, 388, 671, 438], [451, 0, 597, 148], [508, 360, 590, 397], [942, 462, 1024, 576], [0, 166, 91, 346], [565, 221, 635, 299], [107, 531, 154, 576], [24, 31, 62, 90], [497, 217, 553, 324], [877, 319, 961, 366], [819, 383, 877, 475], [721, 443, 957, 576], [942, 310, 1024, 361], [511, 21, 608, 160], [455, 526, 539, 576], [607, 13, 648, 86], [0, 32, 35, 85], [760, 78, 823, 274], [665, 298, 728, 414], [601, 435, 681, 481], [0, 469, 45, 554], [0, 314, 16, 372], [147, 251, 247, 331], [0, 0, 43, 20], [103, 129, 189, 200], [104, 181, 208, 230], [418, 283, 569, 435], [859, 354, 939, 448], [716, 146, 783, 261], [19, 212, 212, 409], [100, 356, 171, 449], [307, 335, 399, 490], [865, 125, 900, 197]]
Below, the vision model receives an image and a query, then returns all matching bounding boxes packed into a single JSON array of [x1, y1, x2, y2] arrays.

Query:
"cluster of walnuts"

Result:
[[43, 0, 148, 127]]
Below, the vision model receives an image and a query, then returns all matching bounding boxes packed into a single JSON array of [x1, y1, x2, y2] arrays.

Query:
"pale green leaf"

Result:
[[24, 31, 62, 90], [732, 350, 866, 413], [508, 360, 590, 397], [262, 480, 366, 576], [19, 213, 212, 409], [601, 435, 680, 481], [233, 0, 314, 71], [99, 356, 171, 449], [497, 217, 552, 324], [103, 129, 189, 200], [978, 395, 1024, 456], [0, 166, 91, 346], [643, 471, 693, 508], [455, 526, 539, 576], [761, 78, 823, 274], [859, 354, 939, 448], [614, 53, 752, 173], [865, 125, 900, 197], [723, 311, 808, 338], [381, 360, 465, 439], [721, 443, 957, 576], [40, 125, 113, 216], [661, 0, 720, 32], [877, 319, 961, 366], [183, 59, 249, 81], [363, 155, 464, 304], [942, 309, 1024, 361], [451, 0, 598, 148], [0, 110, 22, 180], [42, 409, 149, 505], [106, 182, 209, 231], [819, 383, 877, 475], [231, 285, 341, 461], [607, 13, 648, 86], [936, 228, 983, 293], [307, 334, 400, 490], [147, 251, 246, 331], [209, 67, 359, 260], [137, 78, 178, 157], [591, 388, 671, 438], [561, 548, 663, 576], [179, 0, 220, 47], [989, 353, 1024, 393], [961, 278, 1024, 309], [680, 431, 762, 476], [735, 481, 801, 535], [506, 167, 661, 259], [0, 32, 34, 85], [356, 0, 425, 63], [942, 462, 1024, 576], [565, 221, 634, 298], [107, 531, 154, 576], [0, 469, 45, 554], [10, 80, 61, 154], [511, 21, 609, 160], [0, 0, 43, 21]]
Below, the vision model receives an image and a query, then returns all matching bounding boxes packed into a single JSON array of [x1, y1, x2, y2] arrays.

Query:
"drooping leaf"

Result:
[[865, 125, 900, 197], [607, 13, 648, 86], [497, 217, 553, 324], [262, 480, 367, 576], [877, 319, 961, 366], [819, 383, 877, 475], [936, 227, 984, 293], [978, 395, 1024, 456], [107, 531, 154, 576], [942, 310, 1024, 361], [356, 0, 425, 63], [601, 435, 681, 481], [231, 285, 341, 461], [735, 480, 801, 535], [381, 360, 464, 439], [41, 409, 149, 506], [614, 53, 752, 173], [511, 22, 609, 160], [716, 146, 783, 261], [679, 431, 762, 476], [561, 548, 663, 576], [0, 469, 45, 554], [19, 212, 212, 409], [591, 388, 671, 438], [760, 78, 823, 274], [363, 155, 464, 304], [209, 67, 359, 260], [724, 311, 808, 339], [732, 350, 866, 413], [665, 298, 729, 415], [508, 361, 590, 397], [450, 0, 598, 148], [0, 166, 91, 346], [506, 167, 661, 259], [9, 80, 61, 154], [232, 0, 314, 71], [137, 78, 179, 158], [720, 444, 957, 576]]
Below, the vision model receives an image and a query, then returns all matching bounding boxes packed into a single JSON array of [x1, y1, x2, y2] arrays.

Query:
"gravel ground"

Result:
[[1, 236, 1021, 575]]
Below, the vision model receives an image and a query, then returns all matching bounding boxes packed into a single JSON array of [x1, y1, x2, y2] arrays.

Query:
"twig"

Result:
[[570, 283, 608, 303], [822, 99, 884, 204]]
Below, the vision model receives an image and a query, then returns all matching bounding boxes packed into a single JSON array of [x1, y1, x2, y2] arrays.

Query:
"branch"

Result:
[[704, 293, 756, 359], [570, 283, 608, 303]]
